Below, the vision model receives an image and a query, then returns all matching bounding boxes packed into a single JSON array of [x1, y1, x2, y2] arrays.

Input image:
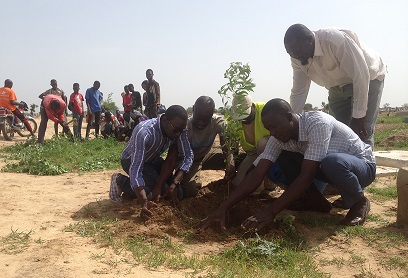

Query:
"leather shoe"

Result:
[[343, 196, 370, 226]]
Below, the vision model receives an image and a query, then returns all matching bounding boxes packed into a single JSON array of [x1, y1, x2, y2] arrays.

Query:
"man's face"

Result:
[[51, 80, 58, 89], [146, 70, 153, 81], [128, 84, 134, 92], [164, 116, 187, 140], [73, 84, 80, 92], [262, 111, 293, 143], [285, 37, 314, 66], [192, 105, 213, 130], [93, 82, 100, 90]]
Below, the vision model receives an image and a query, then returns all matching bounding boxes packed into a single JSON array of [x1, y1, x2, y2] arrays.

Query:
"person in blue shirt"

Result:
[[109, 105, 194, 220], [85, 80, 103, 138]]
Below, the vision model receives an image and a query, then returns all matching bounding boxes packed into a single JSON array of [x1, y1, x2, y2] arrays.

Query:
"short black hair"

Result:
[[195, 96, 215, 110], [141, 80, 148, 87], [284, 24, 312, 44], [164, 105, 188, 121], [146, 69, 153, 74], [261, 98, 293, 117], [73, 82, 79, 86]]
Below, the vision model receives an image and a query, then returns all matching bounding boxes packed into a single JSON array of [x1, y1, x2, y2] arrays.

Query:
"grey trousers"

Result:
[[328, 79, 384, 147]]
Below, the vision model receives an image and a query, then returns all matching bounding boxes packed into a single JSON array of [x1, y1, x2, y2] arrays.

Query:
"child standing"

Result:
[[69, 83, 84, 139]]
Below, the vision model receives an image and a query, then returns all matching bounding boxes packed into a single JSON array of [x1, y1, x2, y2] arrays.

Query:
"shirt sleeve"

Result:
[[254, 136, 282, 166], [290, 59, 312, 114], [176, 131, 194, 173], [129, 129, 149, 190], [335, 33, 370, 119]]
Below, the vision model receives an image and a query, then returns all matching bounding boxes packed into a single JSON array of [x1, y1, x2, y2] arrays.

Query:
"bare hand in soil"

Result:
[[140, 201, 157, 220], [241, 210, 274, 231], [197, 209, 227, 232], [163, 184, 181, 211]]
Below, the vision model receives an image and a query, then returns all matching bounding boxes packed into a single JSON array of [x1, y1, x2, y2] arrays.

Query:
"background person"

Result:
[[37, 94, 72, 143], [38, 79, 67, 137], [0, 79, 35, 137], [85, 81, 103, 139], [68, 83, 84, 139]]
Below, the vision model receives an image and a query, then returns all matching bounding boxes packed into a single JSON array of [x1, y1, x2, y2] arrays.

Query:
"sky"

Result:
[[1, 0, 407, 112]]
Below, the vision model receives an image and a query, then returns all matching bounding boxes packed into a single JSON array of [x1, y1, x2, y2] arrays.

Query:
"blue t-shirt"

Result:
[[85, 88, 103, 113]]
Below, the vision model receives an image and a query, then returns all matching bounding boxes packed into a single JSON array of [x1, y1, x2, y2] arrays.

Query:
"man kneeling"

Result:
[[199, 98, 375, 231]]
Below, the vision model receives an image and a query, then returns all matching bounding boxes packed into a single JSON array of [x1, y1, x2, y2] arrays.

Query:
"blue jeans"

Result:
[[117, 157, 183, 200], [277, 151, 376, 209], [72, 112, 83, 139], [328, 79, 384, 147]]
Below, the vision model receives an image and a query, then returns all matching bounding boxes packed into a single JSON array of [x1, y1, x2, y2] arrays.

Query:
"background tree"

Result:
[[30, 103, 38, 115], [304, 103, 313, 112], [186, 106, 193, 115], [103, 93, 118, 112], [383, 103, 390, 109]]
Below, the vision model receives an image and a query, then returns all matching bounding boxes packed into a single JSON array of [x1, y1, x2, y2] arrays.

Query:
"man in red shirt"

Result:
[[37, 94, 72, 144], [0, 79, 35, 137], [122, 85, 133, 114]]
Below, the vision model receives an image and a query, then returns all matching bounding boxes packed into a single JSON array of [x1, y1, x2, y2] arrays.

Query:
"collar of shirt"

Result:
[[296, 113, 308, 142], [312, 31, 324, 57]]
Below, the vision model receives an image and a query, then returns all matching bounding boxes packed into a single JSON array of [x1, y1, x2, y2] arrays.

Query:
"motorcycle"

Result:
[[0, 101, 37, 141]]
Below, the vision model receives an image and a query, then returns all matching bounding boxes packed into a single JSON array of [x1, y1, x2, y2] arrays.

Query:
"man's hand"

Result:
[[163, 183, 181, 210], [350, 117, 367, 141], [140, 201, 157, 220], [197, 209, 227, 232], [241, 210, 276, 231], [151, 186, 161, 203]]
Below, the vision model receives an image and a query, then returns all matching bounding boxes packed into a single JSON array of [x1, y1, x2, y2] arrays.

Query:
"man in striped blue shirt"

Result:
[[109, 105, 193, 220], [199, 98, 375, 232]]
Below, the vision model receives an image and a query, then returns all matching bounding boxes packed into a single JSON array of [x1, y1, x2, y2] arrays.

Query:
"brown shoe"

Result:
[[343, 196, 370, 226]]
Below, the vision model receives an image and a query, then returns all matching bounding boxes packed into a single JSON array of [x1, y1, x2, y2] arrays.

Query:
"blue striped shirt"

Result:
[[255, 111, 375, 165], [122, 116, 193, 190]]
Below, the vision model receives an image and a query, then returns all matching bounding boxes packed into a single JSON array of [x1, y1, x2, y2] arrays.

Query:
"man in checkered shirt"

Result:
[[199, 98, 375, 232]]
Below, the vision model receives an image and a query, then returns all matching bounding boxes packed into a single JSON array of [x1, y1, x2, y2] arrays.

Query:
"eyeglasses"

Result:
[[168, 120, 187, 134]]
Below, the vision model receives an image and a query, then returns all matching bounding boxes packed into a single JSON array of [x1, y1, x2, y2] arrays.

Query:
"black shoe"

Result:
[[343, 196, 370, 226]]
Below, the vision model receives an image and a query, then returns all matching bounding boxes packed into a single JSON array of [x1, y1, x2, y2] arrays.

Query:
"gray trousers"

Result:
[[328, 79, 384, 147]]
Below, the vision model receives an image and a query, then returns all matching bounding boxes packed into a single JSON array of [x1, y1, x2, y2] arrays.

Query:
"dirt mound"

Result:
[[377, 129, 408, 147], [72, 179, 275, 244]]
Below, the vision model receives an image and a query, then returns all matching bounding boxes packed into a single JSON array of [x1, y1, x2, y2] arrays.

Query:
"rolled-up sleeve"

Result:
[[176, 131, 194, 173], [129, 129, 149, 190], [290, 60, 312, 114]]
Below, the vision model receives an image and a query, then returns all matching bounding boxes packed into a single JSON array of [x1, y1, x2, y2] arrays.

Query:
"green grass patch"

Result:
[[0, 228, 33, 254], [1, 137, 125, 175], [64, 217, 324, 277], [366, 186, 398, 201], [336, 225, 406, 248]]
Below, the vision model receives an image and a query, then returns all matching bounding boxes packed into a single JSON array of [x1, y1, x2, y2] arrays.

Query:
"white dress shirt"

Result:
[[290, 28, 387, 118]]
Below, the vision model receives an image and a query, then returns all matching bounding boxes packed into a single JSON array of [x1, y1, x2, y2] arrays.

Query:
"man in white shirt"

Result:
[[284, 24, 386, 147]]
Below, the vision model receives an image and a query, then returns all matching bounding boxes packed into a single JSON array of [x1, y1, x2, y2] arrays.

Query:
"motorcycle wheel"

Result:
[[16, 118, 38, 137], [1, 118, 14, 141]]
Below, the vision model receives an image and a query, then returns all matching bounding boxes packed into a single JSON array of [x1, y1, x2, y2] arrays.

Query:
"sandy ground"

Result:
[[0, 117, 407, 278]]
